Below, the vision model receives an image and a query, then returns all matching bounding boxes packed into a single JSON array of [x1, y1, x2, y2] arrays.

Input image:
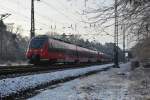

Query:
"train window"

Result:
[[49, 41, 65, 53], [29, 39, 47, 49]]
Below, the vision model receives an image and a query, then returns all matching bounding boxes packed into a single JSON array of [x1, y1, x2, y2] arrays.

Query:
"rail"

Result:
[[0, 63, 106, 76]]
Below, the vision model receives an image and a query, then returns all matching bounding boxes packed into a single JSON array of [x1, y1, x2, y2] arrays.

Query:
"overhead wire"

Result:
[[55, 0, 82, 18], [42, 0, 81, 24], [7, 0, 88, 34], [41, 0, 89, 32], [0, 4, 50, 28], [4, 0, 64, 25], [1, 0, 106, 39]]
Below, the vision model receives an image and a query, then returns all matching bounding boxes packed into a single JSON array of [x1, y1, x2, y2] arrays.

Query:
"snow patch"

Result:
[[0, 64, 113, 98], [28, 63, 132, 100]]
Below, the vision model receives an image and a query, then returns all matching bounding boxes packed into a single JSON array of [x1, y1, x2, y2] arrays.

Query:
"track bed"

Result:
[[0, 63, 106, 79]]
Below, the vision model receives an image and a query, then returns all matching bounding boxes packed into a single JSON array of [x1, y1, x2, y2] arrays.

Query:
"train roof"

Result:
[[33, 35, 105, 54], [33, 35, 73, 44], [32, 35, 49, 39]]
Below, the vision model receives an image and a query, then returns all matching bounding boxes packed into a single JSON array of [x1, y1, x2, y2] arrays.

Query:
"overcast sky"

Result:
[[0, 0, 116, 44]]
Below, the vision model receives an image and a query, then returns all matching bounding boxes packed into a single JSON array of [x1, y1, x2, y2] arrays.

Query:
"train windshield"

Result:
[[29, 39, 46, 49]]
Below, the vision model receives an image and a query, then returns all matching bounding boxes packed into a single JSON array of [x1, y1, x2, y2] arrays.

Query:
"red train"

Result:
[[26, 35, 111, 64]]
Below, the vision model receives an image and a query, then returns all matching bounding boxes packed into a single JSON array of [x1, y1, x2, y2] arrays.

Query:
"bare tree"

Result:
[[78, 0, 150, 61]]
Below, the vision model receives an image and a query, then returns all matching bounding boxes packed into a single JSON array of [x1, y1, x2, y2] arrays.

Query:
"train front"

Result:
[[26, 36, 49, 63]]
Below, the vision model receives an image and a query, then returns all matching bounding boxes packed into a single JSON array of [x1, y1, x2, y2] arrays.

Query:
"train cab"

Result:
[[26, 35, 49, 63]]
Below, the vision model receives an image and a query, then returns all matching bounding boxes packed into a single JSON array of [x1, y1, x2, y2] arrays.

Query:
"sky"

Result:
[[0, 0, 118, 45]]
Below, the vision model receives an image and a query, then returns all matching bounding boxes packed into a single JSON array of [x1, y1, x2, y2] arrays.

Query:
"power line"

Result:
[[4, 0, 86, 35], [42, 1, 94, 36], [0, 0, 97, 38], [56, 0, 82, 18], [42, 1, 81, 24], [0, 4, 49, 26]]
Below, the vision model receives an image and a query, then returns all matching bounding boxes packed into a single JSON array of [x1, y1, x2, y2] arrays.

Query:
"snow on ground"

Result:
[[0, 61, 29, 67], [28, 63, 136, 100], [28, 62, 150, 100], [0, 64, 112, 98], [128, 67, 150, 99]]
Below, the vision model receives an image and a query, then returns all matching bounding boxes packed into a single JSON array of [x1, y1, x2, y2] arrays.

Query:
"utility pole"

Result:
[[114, 0, 119, 67], [30, 0, 35, 39], [123, 24, 126, 63], [84, 0, 87, 7], [30, 0, 40, 39]]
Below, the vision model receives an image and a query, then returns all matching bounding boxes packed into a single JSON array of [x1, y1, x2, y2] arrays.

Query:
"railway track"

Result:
[[0, 63, 104, 78]]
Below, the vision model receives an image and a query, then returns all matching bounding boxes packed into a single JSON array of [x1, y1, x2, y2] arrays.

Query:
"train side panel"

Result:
[[48, 39, 78, 63], [26, 35, 111, 64]]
